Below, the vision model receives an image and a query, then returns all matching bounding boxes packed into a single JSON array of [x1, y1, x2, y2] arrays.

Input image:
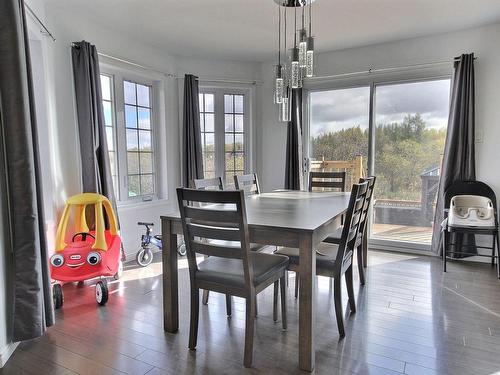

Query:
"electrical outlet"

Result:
[[475, 129, 484, 143]]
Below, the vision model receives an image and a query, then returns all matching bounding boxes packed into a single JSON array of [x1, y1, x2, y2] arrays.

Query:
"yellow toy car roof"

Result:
[[66, 192, 110, 205]]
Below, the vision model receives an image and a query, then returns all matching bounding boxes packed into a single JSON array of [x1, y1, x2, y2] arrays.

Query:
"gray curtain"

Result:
[[72, 41, 118, 214], [431, 53, 476, 255], [0, 0, 54, 341], [285, 88, 303, 190], [182, 74, 204, 187]]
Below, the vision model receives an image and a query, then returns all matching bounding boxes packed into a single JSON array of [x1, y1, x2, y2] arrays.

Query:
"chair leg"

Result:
[[294, 273, 299, 299], [280, 274, 287, 330], [333, 277, 345, 338], [226, 295, 232, 316], [202, 290, 209, 305], [244, 295, 256, 367], [492, 234, 496, 266], [496, 232, 500, 279], [273, 281, 278, 322], [357, 244, 365, 286], [442, 230, 447, 273], [363, 231, 368, 269], [345, 267, 356, 313], [255, 296, 258, 317], [189, 288, 199, 350]]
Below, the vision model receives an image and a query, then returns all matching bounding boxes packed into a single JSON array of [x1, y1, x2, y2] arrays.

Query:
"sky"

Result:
[[310, 79, 451, 138]]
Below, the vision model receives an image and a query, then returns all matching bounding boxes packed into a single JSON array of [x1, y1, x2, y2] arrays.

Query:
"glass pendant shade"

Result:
[[291, 47, 300, 89], [281, 96, 290, 122], [306, 36, 314, 77], [275, 77, 284, 103], [274, 65, 284, 103], [298, 29, 307, 67]]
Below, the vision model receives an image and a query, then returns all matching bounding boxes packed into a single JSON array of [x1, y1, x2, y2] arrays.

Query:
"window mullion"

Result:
[[114, 73, 127, 202], [215, 90, 225, 180]]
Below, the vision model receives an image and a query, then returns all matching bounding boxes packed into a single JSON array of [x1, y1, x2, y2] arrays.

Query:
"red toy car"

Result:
[[50, 193, 122, 308]]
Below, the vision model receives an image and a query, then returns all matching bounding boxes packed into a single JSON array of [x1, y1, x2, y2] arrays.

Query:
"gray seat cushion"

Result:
[[196, 252, 289, 288], [209, 239, 266, 252], [275, 242, 339, 270], [324, 227, 343, 244]]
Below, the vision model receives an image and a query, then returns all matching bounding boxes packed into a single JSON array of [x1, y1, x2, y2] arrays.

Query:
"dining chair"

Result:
[[287, 171, 349, 297], [191, 177, 224, 191], [191, 176, 266, 315], [234, 173, 260, 195], [177, 188, 289, 367], [274, 181, 368, 338], [324, 177, 377, 285], [309, 171, 347, 192]]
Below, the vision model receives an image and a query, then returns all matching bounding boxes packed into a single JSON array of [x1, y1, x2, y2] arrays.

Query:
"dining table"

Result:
[[160, 189, 351, 372]]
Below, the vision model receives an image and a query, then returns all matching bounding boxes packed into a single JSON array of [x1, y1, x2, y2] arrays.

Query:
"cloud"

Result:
[[310, 79, 450, 136]]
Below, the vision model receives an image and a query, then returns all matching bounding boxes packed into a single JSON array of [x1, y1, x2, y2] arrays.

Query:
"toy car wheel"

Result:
[[53, 284, 63, 309], [136, 247, 153, 267], [95, 280, 109, 306], [177, 243, 187, 256], [113, 260, 124, 280]]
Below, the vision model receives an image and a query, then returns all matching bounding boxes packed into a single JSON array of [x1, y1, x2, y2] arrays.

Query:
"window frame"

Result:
[[304, 70, 452, 253], [198, 86, 252, 187], [99, 68, 160, 204]]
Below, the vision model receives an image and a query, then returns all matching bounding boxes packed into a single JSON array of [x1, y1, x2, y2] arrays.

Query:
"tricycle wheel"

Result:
[[113, 260, 124, 280], [95, 280, 109, 306], [53, 284, 63, 309], [177, 243, 187, 256], [136, 247, 153, 267]]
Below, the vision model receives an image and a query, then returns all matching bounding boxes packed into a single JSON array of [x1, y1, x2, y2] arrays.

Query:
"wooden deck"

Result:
[[372, 223, 433, 244]]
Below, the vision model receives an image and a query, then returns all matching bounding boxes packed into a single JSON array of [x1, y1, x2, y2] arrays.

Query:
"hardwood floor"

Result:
[[2, 249, 500, 374]]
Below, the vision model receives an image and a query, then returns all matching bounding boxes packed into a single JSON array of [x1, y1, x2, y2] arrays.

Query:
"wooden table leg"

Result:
[[162, 218, 179, 332], [299, 233, 315, 372]]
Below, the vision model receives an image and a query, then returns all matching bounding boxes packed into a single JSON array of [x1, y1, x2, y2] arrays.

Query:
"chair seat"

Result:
[[323, 227, 343, 244], [196, 252, 289, 288], [275, 242, 339, 270], [209, 240, 266, 252]]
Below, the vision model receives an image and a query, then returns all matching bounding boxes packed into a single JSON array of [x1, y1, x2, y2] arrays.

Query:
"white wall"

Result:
[[41, 4, 262, 258], [257, 22, 500, 195]]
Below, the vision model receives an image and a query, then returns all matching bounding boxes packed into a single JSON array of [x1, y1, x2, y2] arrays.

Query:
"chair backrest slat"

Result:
[[190, 240, 244, 259], [357, 176, 377, 237], [187, 223, 241, 242], [184, 206, 240, 224], [335, 181, 369, 270], [177, 188, 254, 289], [309, 171, 346, 192], [191, 177, 224, 191], [234, 173, 260, 195]]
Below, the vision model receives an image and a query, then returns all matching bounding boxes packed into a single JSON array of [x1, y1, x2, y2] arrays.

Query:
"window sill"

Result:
[[117, 198, 170, 211]]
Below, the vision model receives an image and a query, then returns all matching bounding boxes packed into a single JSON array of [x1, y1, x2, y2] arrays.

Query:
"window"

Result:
[[307, 77, 451, 251], [198, 89, 249, 186], [124, 80, 155, 197], [224, 94, 245, 185], [100, 74, 119, 196], [100, 73, 156, 202], [199, 93, 215, 178]]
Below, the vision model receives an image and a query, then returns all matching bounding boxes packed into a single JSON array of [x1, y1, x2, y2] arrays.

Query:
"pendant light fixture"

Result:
[[273, 0, 316, 121]]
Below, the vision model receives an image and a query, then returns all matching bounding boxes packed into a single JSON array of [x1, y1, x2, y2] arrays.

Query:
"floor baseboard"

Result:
[[0, 341, 18, 368]]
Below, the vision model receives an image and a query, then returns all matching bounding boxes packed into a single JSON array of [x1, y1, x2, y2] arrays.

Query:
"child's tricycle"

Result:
[[50, 193, 122, 308], [136, 222, 186, 267]]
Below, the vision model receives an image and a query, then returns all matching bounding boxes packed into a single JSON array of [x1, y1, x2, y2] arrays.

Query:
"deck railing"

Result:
[[309, 155, 365, 191]]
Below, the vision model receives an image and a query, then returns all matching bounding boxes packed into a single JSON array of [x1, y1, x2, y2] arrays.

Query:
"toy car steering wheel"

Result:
[[72, 232, 96, 242]]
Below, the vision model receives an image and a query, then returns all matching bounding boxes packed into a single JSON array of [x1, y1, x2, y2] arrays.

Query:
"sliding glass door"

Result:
[[372, 79, 450, 247], [308, 78, 450, 251], [308, 87, 370, 192]]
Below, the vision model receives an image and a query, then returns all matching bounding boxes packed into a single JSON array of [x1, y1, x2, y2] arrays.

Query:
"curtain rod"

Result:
[[25, 3, 56, 41], [87, 48, 262, 85], [306, 56, 477, 81]]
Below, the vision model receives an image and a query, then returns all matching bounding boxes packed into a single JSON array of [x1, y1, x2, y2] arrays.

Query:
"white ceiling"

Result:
[[47, 0, 500, 62]]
